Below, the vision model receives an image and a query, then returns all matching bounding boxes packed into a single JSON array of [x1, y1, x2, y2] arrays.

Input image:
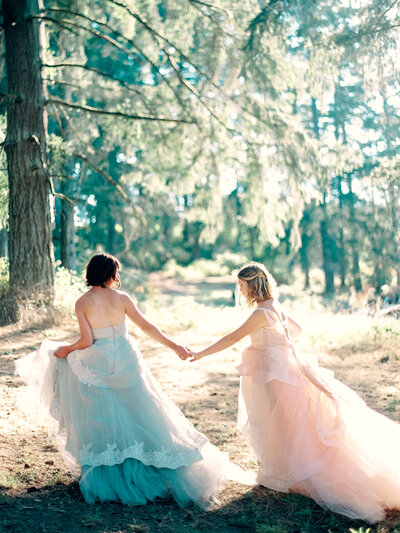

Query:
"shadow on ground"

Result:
[[1, 480, 385, 533]]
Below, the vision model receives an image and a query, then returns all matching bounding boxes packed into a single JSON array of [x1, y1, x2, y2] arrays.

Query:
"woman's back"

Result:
[[80, 287, 126, 329]]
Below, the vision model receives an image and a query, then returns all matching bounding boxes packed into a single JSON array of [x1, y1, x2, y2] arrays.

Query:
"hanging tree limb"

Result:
[[103, 0, 274, 140], [46, 98, 193, 124], [72, 153, 146, 225], [187, 0, 231, 16], [38, 14, 194, 121], [73, 153, 130, 203], [106, 0, 227, 92], [39, 7, 260, 155], [43, 63, 154, 97]]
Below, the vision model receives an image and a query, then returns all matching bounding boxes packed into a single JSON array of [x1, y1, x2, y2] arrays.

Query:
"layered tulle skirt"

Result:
[[15, 325, 253, 508], [236, 341, 400, 523]]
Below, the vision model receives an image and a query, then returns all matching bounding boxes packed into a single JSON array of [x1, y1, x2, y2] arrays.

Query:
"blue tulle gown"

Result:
[[15, 323, 252, 508]]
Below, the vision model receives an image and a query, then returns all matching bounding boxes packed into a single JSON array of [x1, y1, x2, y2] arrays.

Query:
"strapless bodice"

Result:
[[91, 323, 127, 340]]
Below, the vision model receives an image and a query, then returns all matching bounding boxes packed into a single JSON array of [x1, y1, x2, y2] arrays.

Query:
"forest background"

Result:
[[1, 0, 400, 320], [2, 2, 400, 532]]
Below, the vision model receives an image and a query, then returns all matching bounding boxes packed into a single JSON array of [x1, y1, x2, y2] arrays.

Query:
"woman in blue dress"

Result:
[[15, 253, 251, 508]]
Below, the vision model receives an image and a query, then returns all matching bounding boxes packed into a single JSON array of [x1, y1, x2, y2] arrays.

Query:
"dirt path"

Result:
[[1, 276, 400, 533]]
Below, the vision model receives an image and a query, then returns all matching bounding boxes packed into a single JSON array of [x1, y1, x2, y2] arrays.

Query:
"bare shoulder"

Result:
[[75, 291, 91, 309], [118, 290, 133, 302], [248, 308, 270, 327]]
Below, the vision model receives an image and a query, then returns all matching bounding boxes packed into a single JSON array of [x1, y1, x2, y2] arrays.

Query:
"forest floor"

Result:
[[1, 271, 400, 533]]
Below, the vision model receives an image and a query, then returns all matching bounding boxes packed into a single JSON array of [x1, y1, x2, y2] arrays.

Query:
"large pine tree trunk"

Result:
[[2, 0, 55, 322]]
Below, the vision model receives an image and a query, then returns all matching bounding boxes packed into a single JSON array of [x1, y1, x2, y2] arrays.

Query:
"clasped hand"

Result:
[[174, 345, 204, 362], [175, 346, 204, 363]]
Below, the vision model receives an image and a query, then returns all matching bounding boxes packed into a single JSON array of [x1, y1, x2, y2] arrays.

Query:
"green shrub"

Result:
[[54, 264, 86, 314], [0, 257, 9, 295]]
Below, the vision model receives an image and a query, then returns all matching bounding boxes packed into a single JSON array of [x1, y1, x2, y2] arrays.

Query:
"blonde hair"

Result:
[[237, 262, 276, 306]]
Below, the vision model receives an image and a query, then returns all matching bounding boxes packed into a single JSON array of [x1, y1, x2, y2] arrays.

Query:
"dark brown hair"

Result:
[[237, 262, 276, 305], [85, 253, 121, 288]]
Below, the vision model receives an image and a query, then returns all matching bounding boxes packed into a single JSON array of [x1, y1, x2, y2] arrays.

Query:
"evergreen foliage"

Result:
[[1, 0, 400, 297]]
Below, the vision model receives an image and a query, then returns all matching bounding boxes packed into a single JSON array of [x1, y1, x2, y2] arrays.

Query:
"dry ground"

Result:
[[1, 274, 400, 533]]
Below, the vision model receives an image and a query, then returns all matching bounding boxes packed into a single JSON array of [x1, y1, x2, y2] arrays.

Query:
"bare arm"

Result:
[[123, 293, 189, 359], [54, 299, 94, 358], [190, 311, 267, 361]]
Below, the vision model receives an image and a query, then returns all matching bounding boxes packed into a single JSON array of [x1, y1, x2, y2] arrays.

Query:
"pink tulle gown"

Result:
[[236, 300, 400, 523]]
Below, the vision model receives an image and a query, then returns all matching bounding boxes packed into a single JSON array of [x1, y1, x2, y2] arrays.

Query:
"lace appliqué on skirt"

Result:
[[68, 355, 105, 387], [79, 441, 203, 469]]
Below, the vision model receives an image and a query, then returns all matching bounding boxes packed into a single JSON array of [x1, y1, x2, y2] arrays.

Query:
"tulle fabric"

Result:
[[15, 324, 254, 508], [236, 304, 400, 523]]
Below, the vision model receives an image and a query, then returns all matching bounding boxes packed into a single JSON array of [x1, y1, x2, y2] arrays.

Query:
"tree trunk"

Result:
[[2, 0, 55, 322], [382, 96, 400, 285], [337, 177, 346, 289], [60, 204, 76, 271], [320, 201, 335, 295], [192, 222, 202, 260], [346, 173, 362, 292], [311, 97, 335, 295], [299, 211, 311, 290], [320, 220, 335, 294], [333, 87, 347, 290]]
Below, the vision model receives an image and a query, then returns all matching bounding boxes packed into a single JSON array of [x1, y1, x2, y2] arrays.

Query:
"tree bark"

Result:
[[2, 0, 55, 322]]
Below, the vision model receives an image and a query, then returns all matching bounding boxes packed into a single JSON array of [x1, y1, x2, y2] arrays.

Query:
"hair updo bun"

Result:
[[85, 253, 121, 288], [237, 262, 276, 305]]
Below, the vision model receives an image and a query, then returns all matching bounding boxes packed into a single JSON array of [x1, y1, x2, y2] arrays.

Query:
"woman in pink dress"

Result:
[[190, 262, 400, 523]]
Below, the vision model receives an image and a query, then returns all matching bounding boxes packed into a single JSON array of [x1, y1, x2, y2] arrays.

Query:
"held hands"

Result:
[[188, 351, 206, 362], [173, 344, 206, 362], [174, 344, 191, 361]]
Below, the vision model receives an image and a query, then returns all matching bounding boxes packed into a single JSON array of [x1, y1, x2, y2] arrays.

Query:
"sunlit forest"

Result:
[[1, 0, 400, 306], [1, 1, 400, 532]]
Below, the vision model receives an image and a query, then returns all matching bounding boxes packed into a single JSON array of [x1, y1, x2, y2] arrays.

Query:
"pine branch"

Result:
[[38, 15, 193, 120], [104, 0, 237, 130], [43, 64, 161, 116], [335, 20, 400, 44], [44, 63, 150, 93], [73, 153, 131, 205], [46, 98, 193, 124], [187, 0, 230, 16], [164, 51, 229, 132], [39, 8, 254, 152], [28, 134, 75, 205], [36, 15, 137, 58], [106, 0, 225, 93]]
